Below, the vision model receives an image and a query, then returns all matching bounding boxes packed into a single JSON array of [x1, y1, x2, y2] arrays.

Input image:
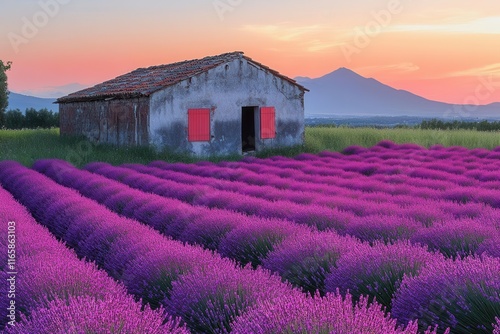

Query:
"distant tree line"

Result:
[[418, 119, 500, 132], [0, 60, 59, 130], [309, 118, 500, 131], [2, 108, 59, 129]]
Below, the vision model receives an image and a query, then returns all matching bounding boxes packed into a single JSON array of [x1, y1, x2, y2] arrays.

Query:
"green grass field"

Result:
[[305, 127, 500, 153], [1, 127, 499, 167]]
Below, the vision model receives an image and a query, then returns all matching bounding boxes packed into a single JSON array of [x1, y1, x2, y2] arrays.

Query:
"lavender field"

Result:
[[1, 140, 500, 333]]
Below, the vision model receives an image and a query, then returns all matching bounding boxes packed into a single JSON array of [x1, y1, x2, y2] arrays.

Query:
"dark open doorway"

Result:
[[242, 106, 256, 152]]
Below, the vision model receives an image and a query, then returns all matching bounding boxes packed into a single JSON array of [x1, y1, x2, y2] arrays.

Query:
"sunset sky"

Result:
[[2, 0, 500, 104]]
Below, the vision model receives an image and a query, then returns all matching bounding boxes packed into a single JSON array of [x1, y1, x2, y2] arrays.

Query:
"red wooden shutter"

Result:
[[260, 107, 276, 139], [188, 108, 210, 142]]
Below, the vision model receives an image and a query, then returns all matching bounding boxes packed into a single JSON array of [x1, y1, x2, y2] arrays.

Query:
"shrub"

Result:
[[231, 290, 443, 334], [442, 202, 490, 219], [262, 230, 363, 295], [410, 219, 498, 259], [325, 241, 440, 311], [5, 296, 187, 334], [477, 237, 500, 258], [178, 210, 245, 250], [403, 204, 451, 227], [392, 256, 500, 333], [15, 254, 125, 312], [218, 218, 306, 267], [166, 261, 298, 333], [104, 231, 163, 279], [121, 242, 216, 308], [288, 204, 354, 232], [342, 145, 370, 155], [345, 215, 421, 244]]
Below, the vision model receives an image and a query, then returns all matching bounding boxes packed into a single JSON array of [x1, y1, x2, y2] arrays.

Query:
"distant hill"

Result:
[[297, 68, 500, 119], [7, 92, 57, 113]]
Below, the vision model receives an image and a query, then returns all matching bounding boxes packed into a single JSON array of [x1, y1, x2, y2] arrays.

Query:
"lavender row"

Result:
[[0, 186, 184, 333], [87, 162, 499, 258], [36, 158, 470, 321], [288, 151, 500, 201], [23, 161, 452, 332], [35, 159, 312, 268], [80, 160, 498, 261], [35, 157, 499, 332], [305, 145, 500, 177], [28, 159, 500, 331], [129, 161, 500, 230], [86, 161, 358, 233], [392, 255, 500, 333], [124, 163, 499, 255], [243, 143, 500, 202], [231, 292, 435, 334], [230, 154, 500, 209], [0, 162, 431, 334], [0, 162, 297, 333], [173, 142, 498, 205], [149, 156, 500, 217], [276, 141, 500, 180], [122, 162, 411, 219], [261, 140, 500, 173], [343, 141, 500, 174], [40, 159, 433, 305]]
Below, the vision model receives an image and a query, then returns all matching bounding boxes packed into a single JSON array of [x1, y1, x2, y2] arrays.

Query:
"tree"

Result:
[[4, 109, 24, 129], [0, 60, 13, 127]]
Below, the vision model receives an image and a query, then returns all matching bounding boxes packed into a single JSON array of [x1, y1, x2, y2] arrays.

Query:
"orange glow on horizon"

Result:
[[2, 1, 499, 104]]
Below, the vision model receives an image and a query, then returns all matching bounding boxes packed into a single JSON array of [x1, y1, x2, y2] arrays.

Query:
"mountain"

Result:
[[7, 92, 57, 113], [296, 68, 500, 119]]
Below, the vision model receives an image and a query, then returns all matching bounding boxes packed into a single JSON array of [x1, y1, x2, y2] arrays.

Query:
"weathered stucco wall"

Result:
[[59, 98, 149, 146], [149, 58, 305, 156]]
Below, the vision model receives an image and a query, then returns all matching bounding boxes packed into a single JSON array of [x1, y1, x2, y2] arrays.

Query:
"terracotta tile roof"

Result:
[[57, 52, 308, 103]]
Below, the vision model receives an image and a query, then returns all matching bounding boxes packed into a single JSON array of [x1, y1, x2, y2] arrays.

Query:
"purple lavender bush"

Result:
[[14, 253, 127, 313], [5, 295, 188, 334], [286, 204, 354, 232], [345, 215, 421, 244], [121, 241, 217, 308], [392, 256, 500, 333], [477, 236, 500, 258], [166, 261, 299, 333], [177, 210, 248, 250], [403, 204, 451, 227], [342, 145, 369, 155], [410, 219, 498, 259], [231, 290, 444, 334], [218, 218, 307, 267], [0, 187, 118, 304], [494, 318, 500, 334], [262, 230, 364, 295], [325, 241, 440, 310]]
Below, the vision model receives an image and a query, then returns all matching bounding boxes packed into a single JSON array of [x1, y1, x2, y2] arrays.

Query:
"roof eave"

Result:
[[57, 92, 148, 104]]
